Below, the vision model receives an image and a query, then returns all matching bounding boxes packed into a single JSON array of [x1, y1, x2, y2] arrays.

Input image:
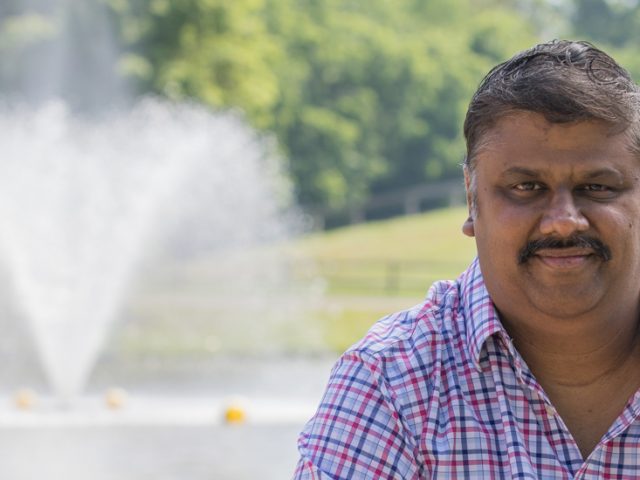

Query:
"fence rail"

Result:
[[310, 258, 466, 295]]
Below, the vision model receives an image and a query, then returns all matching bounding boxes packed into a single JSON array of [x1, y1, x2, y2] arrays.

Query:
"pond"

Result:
[[0, 356, 336, 479]]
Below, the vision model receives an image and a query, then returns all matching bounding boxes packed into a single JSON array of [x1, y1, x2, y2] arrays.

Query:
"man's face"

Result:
[[463, 111, 640, 321]]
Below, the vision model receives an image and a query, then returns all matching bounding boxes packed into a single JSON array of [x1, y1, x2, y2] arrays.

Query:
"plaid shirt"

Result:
[[294, 258, 640, 479]]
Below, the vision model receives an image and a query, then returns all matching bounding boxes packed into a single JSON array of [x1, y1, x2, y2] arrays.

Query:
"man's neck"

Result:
[[500, 305, 640, 458], [502, 306, 640, 387]]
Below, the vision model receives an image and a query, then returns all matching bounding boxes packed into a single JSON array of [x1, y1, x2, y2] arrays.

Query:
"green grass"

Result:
[[291, 206, 477, 295], [288, 206, 478, 351], [297, 206, 476, 261]]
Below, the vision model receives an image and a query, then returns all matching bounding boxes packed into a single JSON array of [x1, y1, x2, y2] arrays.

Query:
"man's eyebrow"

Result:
[[500, 167, 541, 177], [500, 167, 625, 180], [582, 168, 624, 180]]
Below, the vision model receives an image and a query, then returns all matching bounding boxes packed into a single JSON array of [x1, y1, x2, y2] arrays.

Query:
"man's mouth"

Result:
[[532, 248, 594, 269], [518, 235, 611, 265]]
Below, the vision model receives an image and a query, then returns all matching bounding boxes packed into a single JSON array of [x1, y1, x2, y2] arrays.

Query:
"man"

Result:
[[294, 40, 640, 478]]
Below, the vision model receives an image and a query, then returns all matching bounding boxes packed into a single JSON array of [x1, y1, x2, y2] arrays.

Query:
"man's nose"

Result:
[[539, 189, 589, 237]]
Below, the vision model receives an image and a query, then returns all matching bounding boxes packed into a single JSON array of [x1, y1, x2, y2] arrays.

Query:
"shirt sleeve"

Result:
[[293, 351, 422, 479]]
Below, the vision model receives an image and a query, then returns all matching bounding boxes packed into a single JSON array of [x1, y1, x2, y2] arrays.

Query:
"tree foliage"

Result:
[[108, 0, 539, 210], [107, 0, 283, 127], [291, 0, 537, 208], [0, 1, 554, 213], [4, 0, 640, 215], [566, 0, 640, 80]]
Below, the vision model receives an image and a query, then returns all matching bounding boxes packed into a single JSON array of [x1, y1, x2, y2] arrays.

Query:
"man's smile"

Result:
[[532, 248, 596, 270], [518, 235, 612, 265]]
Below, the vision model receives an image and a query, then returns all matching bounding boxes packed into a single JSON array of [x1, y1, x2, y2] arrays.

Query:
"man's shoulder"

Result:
[[345, 278, 463, 368]]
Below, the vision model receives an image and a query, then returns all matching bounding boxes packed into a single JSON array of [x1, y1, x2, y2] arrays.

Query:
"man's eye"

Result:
[[513, 182, 542, 191], [579, 184, 617, 198], [582, 184, 609, 192]]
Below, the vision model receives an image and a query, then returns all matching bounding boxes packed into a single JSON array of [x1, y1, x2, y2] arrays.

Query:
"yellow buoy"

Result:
[[223, 398, 247, 424], [105, 387, 128, 410], [13, 388, 37, 410]]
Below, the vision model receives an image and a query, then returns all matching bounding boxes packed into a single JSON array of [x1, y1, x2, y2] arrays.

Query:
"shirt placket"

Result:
[[499, 333, 585, 475]]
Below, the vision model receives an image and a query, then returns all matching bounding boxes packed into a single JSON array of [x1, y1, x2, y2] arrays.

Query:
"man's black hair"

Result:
[[463, 40, 640, 169]]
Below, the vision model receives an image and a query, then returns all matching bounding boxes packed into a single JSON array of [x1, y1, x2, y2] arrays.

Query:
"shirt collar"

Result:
[[459, 257, 508, 371]]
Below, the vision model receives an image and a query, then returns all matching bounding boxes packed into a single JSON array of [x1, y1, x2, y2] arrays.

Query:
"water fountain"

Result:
[[0, 3, 331, 478], [0, 1, 316, 403], [0, 98, 300, 402]]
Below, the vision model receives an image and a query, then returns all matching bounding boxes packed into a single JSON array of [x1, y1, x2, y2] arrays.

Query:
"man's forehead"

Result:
[[484, 111, 606, 136], [475, 111, 630, 153], [468, 112, 640, 179]]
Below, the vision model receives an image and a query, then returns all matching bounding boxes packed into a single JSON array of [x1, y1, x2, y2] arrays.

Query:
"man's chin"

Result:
[[525, 283, 604, 319]]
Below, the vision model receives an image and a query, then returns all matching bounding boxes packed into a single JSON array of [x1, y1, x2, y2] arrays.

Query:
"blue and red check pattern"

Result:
[[294, 258, 640, 478]]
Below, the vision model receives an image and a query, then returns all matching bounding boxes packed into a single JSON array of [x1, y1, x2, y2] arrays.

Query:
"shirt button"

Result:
[[545, 404, 556, 417]]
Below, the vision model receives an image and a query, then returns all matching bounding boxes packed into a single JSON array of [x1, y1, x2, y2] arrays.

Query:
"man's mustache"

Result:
[[518, 235, 612, 264]]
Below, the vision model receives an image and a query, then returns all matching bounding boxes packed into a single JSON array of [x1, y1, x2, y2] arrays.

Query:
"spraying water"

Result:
[[0, 98, 297, 401], [0, 2, 312, 402]]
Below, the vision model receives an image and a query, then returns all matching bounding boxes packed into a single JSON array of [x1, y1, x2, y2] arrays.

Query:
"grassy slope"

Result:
[[293, 206, 478, 352], [298, 206, 476, 263]]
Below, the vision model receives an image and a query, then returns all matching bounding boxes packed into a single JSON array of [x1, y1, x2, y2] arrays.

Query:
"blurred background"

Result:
[[0, 0, 638, 478]]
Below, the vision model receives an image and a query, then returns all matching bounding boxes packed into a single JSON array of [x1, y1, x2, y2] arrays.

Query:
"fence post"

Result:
[[385, 261, 400, 294], [349, 205, 365, 224], [404, 192, 420, 215]]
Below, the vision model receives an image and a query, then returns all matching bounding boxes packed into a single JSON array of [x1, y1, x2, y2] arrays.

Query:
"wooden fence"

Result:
[[312, 258, 465, 296]]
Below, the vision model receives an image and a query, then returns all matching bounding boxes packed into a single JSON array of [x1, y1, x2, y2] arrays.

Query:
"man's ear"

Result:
[[462, 167, 475, 238]]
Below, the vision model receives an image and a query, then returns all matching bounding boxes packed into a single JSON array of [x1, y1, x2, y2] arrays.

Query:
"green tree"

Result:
[[109, 0, 283, 127], [109, 0, 538, 213], [560, 0, 640, 83], [266, 0, 537, 209], [570, 0, 640, 47]]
